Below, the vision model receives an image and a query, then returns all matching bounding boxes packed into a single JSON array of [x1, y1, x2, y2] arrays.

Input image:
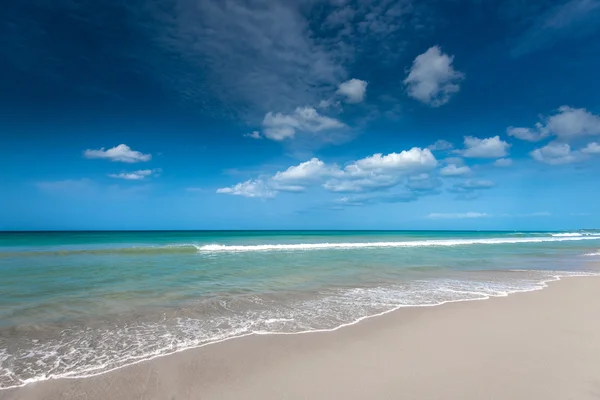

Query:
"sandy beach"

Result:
[[2, 276, 599, 400]]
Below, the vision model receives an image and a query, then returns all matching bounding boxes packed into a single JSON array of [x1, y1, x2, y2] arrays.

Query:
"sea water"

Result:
[[1, 230, 599, 389]]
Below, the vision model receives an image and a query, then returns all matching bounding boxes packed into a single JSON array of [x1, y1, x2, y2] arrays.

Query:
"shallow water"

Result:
[[1, 230, 599, 389]]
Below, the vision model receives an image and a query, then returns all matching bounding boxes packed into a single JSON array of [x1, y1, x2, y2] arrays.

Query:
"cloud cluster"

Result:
[[404, 46, 464, 107], [260, 106, 347, 141], [508, 106, 600, 143], [84, 144, 151, 163], [83, 144, 162, 183], [250, 77, 368, 141], [217, 147, 439, 199], [508, 106, 600, 164]]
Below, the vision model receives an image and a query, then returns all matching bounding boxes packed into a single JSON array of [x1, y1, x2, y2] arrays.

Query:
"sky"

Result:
[[1, 0, 600, 230]]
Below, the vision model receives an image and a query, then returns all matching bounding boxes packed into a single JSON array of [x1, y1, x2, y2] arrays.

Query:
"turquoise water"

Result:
[[1, 230, 600, 389]]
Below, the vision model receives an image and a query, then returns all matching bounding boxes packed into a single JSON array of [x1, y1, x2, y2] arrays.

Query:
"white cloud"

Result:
[[581, 142, 600, 154], [217, 147, 438, 198], [216, 179, 276, 199], [271, 158, 337, 192], [545, 106, 600, 139], [530, 142, 579, 165], [509, 106, 600, 142], [440, 164, 471, 176], [461, 136, 510, 158], [346, 148, 437, 174], [337, 78, 368, 103], [84, 144, 151, 163], [507, 125, 549, 142], [427, 139, 454, 151], [427, 212, 489, 219], [108, 169, 161, 180], [404, 46, 464, 107], [261, 106, 346, 140], [325, 148, 437, 192], [493, 158, 513, 167], [244, 131, 262, 139]]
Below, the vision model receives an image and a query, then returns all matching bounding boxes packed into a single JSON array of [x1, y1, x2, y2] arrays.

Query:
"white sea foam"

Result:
[[1, 270, 598, 390], [197, 236, 600, 253], [551, 233, 583, 237], [584, 252, 600, 256]]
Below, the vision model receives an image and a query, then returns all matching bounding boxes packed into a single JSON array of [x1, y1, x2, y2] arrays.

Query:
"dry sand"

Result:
[[2, 276, 600, 400]]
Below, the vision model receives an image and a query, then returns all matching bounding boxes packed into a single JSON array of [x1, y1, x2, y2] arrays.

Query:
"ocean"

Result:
[[1, 230, 599, 389]]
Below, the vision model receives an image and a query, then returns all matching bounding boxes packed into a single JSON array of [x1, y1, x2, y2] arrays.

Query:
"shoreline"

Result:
[[1, 270, 595, 391], [3, 274, 600, 399]]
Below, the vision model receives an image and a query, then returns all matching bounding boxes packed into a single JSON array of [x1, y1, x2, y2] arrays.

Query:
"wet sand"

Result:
[[2, 276, 600, 400]]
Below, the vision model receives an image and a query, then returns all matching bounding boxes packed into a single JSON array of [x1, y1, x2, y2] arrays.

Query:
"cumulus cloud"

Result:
[[108, 169, 161, 180], [337, 78, 368, 103], [216, 179, 276, 199], [530, 142, 579, 165], [546, 106, 600, 139], [217, 147, 438, 198], [461, 136, 510, 158], [507, 125, 549, 142], [261, 106, 346, 140], [404, 46, 464, 107], [581, 142, 600, 154], [347, 148, 437, 173], [271, 158, 337, 192], [440, 164, 471, 176], [84, 144, 151, 163], [427, 212, 489, 219], [493, 158, 513, 167], [508, 106, 600, 143]]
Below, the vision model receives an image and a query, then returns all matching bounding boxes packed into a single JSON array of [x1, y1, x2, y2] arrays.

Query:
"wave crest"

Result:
[[198, 236, 600, 253]]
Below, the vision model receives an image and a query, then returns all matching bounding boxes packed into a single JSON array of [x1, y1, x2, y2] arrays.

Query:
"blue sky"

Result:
[[1, 0, 600, 230]]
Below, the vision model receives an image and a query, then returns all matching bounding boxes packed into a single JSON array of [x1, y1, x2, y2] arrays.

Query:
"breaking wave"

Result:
[[197, 236, 600, 253]]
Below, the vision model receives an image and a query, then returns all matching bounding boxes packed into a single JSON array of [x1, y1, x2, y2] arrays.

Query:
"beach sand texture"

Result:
[[2, 276, 599, 400]]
